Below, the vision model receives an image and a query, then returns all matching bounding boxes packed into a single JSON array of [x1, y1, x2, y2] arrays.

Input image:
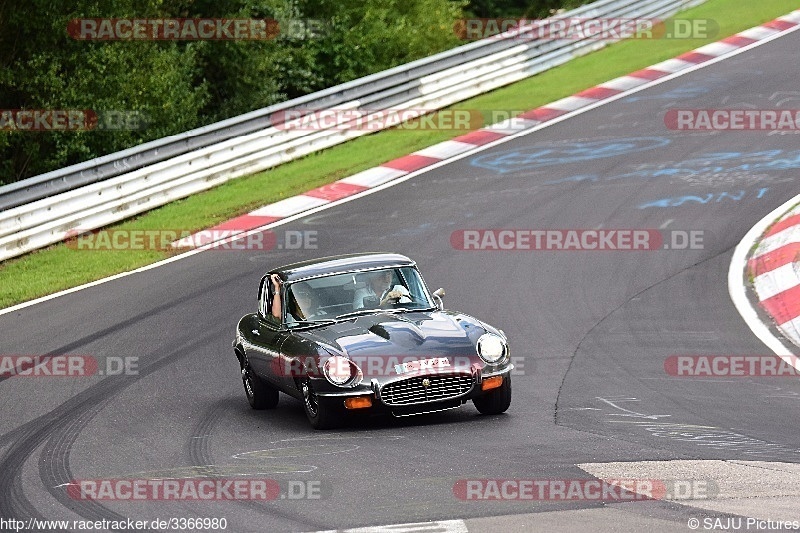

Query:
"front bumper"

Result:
[[315, 363, 513, 417]]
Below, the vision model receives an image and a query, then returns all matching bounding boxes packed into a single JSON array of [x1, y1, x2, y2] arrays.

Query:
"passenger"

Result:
[[271, 275, 325, 323], [289, 283, 325, 321]]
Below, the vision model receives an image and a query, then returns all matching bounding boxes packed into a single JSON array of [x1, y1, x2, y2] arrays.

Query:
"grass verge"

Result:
[[1, 0, 797, 309]]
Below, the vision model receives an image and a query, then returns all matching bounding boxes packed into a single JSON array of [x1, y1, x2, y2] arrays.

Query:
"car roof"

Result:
[[270, 252, 417, 282]]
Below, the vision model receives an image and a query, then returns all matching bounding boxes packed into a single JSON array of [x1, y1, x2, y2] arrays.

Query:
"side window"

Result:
[[258, 276, 281, 324], [258, 277, 270, 318], [399, 267, 427, 302], [265, 277, 282, 326]]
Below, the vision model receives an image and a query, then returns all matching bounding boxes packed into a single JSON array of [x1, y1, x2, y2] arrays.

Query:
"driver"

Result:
[[353, 270, 411, 309]]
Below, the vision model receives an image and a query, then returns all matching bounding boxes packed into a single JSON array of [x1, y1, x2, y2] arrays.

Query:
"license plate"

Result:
[[395, 357, 450, 374]]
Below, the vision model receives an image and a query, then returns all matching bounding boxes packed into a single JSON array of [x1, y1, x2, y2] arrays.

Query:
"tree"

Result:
[[0, 0, 208, 183], [0, 0, 469, 184]]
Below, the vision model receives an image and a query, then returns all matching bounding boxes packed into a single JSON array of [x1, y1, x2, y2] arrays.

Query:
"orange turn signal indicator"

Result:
[[481, 376, 503, 391], [344, 396, 373, 409]]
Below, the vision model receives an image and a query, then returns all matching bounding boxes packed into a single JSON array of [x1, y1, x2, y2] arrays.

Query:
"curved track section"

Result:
[[2, 26, 800, 532]]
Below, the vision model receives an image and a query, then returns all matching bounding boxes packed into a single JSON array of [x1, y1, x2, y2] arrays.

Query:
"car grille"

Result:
[[381, 374, 473, 406]]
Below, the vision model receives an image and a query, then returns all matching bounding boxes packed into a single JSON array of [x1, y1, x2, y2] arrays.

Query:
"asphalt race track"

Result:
[[2, 28, 800, 533]]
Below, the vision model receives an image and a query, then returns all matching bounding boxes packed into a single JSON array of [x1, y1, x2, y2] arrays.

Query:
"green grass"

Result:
[[1, 0, 797, 309]]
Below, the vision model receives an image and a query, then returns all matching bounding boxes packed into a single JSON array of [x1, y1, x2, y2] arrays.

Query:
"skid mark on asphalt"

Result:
[[183, 399, 328, 531], [185, 403, 404, 481], [271, 433, 404, 443], [0, 329, 225, 525], [118, 464, 318, 479]]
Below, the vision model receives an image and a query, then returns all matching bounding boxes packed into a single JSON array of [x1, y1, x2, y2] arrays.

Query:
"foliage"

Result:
[[1, 0, 587, 184]]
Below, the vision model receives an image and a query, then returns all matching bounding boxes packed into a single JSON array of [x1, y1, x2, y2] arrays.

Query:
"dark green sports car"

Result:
[[233, 252, 513, 429]]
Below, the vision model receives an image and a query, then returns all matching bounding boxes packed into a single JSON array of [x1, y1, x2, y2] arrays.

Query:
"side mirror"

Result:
[[432, 288, 445, 310]]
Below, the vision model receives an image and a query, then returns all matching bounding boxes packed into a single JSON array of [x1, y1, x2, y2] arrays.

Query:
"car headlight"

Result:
[[323, 356, 362, 387], [476, 333, 507, 364]]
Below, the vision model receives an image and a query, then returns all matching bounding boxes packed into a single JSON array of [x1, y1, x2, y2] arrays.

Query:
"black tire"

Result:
[[300, 380, 341, 430], [473, 374, 512, 415], [242, 364, 279, 410]]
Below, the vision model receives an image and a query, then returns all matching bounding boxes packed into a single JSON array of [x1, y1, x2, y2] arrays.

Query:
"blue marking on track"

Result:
[[470, 137, 671, 174], [622, 85, 711, 103], [544, 149, 800, 187], [638, 187, 769, 209]]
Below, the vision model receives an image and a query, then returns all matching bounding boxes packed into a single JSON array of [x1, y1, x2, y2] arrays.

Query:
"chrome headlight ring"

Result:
[[476, 333, 508, 364], [322, 355, 364, 387]]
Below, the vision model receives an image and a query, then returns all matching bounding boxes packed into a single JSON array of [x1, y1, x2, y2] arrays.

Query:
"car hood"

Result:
[[300, 310, 496, 359]]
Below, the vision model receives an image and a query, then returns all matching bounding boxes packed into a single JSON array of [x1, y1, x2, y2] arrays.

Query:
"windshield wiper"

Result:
[[288, 319, 338, 329], [335, 309, 384, 320], [388, 306, 437, 313], [336, 306, 434, 320]]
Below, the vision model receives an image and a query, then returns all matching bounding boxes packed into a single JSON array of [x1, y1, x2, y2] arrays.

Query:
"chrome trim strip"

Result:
[[289, 263, 417, 283], [316, 389, 375, 398], [390, 404, 461, 418], [482, 365, 514, 379]]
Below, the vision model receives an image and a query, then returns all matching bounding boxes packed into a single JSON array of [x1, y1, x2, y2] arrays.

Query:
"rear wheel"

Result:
[[301, 380, 341, 430], [242, 364, 279, 409], [473, 374, 511, 415]]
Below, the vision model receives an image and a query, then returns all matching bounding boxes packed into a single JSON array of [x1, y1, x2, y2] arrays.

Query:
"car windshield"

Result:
[[284, 267, 434, 326]]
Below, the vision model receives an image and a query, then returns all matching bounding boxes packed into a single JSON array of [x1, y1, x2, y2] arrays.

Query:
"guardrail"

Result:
[[0, 0, 704, 262]]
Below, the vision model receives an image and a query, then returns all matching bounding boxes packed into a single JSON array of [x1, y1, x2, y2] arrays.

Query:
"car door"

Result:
[[246, 275, 289, 386]]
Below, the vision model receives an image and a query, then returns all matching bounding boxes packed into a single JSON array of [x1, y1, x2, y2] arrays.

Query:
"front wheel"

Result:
[[242, 365, 279, 409], [473, 374, 511, 415], [301, 380, 341, 430]]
